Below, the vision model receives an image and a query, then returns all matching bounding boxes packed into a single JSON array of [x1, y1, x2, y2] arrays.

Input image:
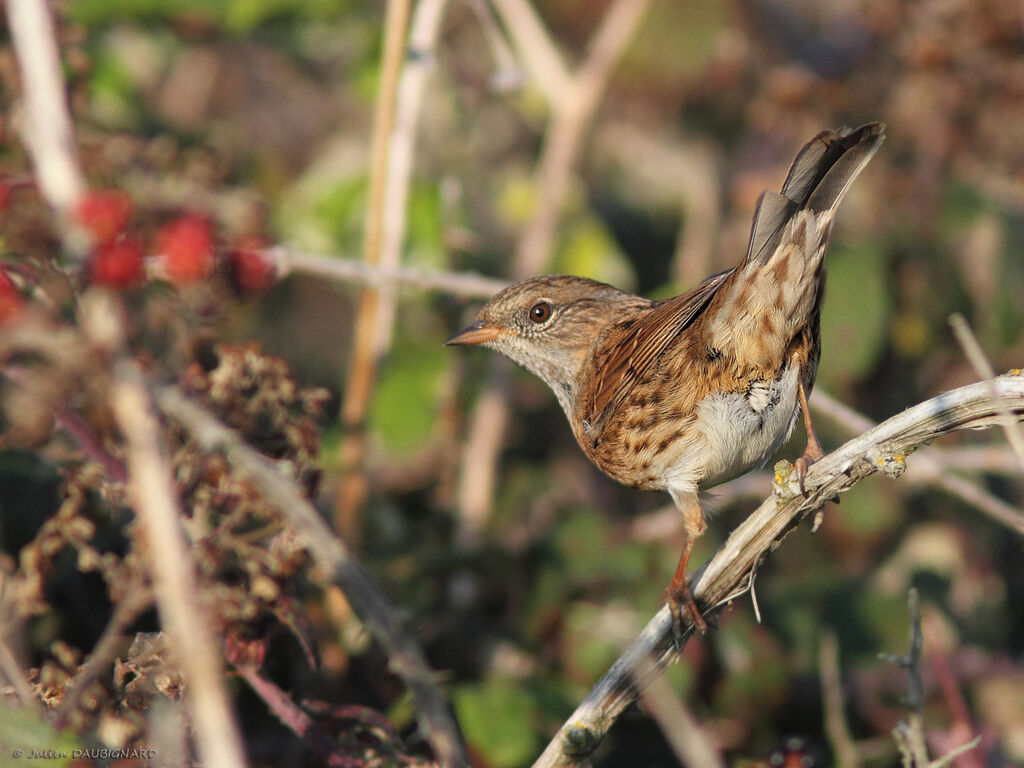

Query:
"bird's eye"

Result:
[[529, 301, 552, 323]]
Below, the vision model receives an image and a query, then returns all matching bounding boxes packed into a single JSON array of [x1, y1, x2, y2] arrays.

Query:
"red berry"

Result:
[[0, 181, 12, 214], [228, 236, 275, 295], [0, 267, 24, 324], [89, 237, 145, 288], [75, 189, 133, 244], [156, 214, 215, 285]]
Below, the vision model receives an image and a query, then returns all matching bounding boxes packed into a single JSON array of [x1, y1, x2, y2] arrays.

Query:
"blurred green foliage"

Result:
[[67, 0, 350, 33], [0, 708, 79, 766], [819, 241, 892, 391], [454, 678, 539, 768]]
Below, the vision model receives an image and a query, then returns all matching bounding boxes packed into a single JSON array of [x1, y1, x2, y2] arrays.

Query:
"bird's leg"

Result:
[[794, 379, 824, 494], [663, 489, 708, 635]]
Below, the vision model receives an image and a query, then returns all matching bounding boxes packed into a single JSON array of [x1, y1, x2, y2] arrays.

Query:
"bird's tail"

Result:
[[744, 121, 885, 267], [705, 122, 884, 373]]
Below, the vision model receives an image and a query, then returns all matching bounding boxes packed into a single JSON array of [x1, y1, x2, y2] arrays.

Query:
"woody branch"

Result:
[[532, 371, 1024, 768]]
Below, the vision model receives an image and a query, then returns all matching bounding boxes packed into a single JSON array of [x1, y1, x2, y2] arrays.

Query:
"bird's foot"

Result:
[[664, 579, 708, 643], [793, 442, 824, 496]]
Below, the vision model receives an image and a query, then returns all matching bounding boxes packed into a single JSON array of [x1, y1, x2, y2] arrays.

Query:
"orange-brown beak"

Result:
[[444, 319, 501, 346]]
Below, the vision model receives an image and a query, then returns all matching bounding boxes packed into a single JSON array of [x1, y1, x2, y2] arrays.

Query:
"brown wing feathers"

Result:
[[580, 122, 884, 436], [582, 269, 732, 434]]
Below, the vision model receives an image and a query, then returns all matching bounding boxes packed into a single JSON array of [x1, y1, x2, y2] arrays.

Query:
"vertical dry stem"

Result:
[[111, 361, 248, 768], [820, 630, 860, 768], [336, 0, 414, 539], [4, 0, 86, 218]]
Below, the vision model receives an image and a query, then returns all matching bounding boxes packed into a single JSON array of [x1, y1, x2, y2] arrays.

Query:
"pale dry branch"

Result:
[[4, 0, 86, 220], [531, 373, 1024, 768], [273, 247, 507, 300], [949, 313, 1024, 475], [639, 674, 725, 768], [488, 0, 572, 106], [455, 374, 510, 549], [923, 446, 1022, 476], [513, 0, 651, 279], [810, 389, 1024, 535], [110, 361, 249, 768], [156, 387, 469, 768]]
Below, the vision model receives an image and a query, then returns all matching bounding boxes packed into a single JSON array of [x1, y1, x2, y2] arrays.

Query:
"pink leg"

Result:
[[794, 379, 824, 493]]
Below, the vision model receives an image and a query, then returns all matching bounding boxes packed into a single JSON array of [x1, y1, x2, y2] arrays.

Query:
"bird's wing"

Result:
[[581, 268, 733, 436]]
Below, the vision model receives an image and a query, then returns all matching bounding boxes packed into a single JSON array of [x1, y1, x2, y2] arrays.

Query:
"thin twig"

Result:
[[820, 630, 860, 768], [4, 0, 86, 220], [882, 590, 983, 768], [232, 664, 363, 768], [531, 373, 1024, 768], [0, 633, 38, 714], [949, 313, 1024, 475], [336, 0, 414, 538], [156, 386, 469, 768], [54, 584, 152, 728], [465, 0, 524, 91], [639, 674, 725, 768], [925, 613, 984, 768], [272, 248, 506, 300], [488, 0, 572, 106], [110, 360, 249, 768]]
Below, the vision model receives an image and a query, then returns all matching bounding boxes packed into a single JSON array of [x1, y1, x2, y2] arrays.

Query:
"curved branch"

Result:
[[532, 372, 1024, 768]]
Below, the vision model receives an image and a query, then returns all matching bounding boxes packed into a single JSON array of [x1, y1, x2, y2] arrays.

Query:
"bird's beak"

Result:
[[445, 319, 501, 346]]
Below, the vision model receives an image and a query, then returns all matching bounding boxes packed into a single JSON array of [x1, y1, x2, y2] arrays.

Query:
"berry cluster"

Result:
[[72, 188, 275, 293], [0, 265, 24, 324]]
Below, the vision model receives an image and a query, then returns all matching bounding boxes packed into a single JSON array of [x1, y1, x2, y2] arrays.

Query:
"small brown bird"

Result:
[[447, 123, 884, 632]]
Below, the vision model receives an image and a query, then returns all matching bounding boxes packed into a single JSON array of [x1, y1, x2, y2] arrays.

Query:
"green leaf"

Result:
[[554, 217, 636, 290], [311, 177, 368, 250], [369, 341, 446, 455], [832, 478, 902, 539], [405, 183, 445, 269], [0, 707, 79, 767], [819, 241, 891, 390], [453, 679, 538, 768]]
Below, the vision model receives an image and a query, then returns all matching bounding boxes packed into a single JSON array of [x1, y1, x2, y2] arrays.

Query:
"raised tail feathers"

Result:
[[745, 122, 885, 265]]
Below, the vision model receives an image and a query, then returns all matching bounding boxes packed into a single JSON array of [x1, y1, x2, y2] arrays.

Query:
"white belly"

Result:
[[670, 364, 801, 494]]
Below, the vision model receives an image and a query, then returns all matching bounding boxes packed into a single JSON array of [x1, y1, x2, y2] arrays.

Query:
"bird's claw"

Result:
[[793, 444, 824, 496], [664, 581, 708, 645]]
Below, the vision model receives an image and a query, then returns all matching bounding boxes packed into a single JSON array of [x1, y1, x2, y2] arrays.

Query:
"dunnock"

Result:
[[447, 122, 885, 632]]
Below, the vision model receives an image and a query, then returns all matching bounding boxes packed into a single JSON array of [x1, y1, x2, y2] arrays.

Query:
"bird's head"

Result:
[[446, 275, 637, 416]]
